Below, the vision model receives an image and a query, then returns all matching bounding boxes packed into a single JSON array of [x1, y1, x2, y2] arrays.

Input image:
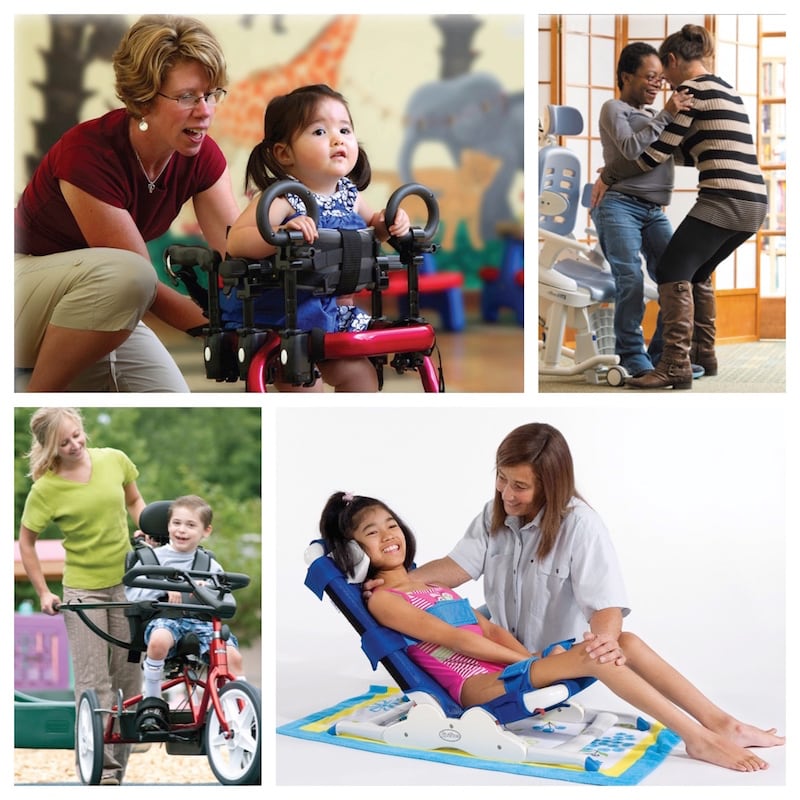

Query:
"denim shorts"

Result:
[[145, 616, 239, 660]]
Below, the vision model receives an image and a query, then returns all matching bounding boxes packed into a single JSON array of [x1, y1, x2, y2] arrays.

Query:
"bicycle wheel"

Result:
[[75, 689, 104, 785], [204, 680, 261, 785]]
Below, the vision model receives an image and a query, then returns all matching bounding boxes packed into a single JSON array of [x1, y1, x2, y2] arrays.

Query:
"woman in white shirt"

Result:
[[405, 423, 629, 662]]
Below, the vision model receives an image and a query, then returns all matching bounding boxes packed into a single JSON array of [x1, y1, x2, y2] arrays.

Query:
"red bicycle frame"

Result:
[[103, 617, 236, 744]]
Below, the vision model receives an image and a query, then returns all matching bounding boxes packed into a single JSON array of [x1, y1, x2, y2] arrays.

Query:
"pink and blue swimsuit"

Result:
[[385, 585, 503, 704]]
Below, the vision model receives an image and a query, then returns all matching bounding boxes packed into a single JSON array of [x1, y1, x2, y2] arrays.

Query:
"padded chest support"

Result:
[[401, 597, 478, 646]]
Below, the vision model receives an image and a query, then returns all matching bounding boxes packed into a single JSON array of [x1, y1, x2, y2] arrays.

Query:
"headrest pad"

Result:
[[138, 500, 173, 545], [303, 539, 370, 584], [542, 105, 584, 137]]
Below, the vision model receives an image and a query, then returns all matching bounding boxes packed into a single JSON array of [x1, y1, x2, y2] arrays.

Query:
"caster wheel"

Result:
[[606, 366, 628, 387]]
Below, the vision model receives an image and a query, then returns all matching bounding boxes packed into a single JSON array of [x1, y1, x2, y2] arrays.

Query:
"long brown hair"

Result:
[[491, 423, 583, 559]]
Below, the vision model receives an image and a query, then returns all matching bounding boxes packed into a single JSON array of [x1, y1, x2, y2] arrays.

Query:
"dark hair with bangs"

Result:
[[244, 84, 372, 194], [319, 491, 416, 580]]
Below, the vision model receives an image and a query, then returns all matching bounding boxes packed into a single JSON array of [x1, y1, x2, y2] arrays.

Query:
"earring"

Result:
[[138, 118, 149, 132]]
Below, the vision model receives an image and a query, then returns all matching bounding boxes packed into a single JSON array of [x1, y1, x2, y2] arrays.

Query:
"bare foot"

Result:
[[716, 719, 785, 749], [685, 732, 769, 772]]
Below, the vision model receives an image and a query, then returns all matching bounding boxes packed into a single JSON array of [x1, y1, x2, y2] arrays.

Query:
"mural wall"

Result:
[[14, 14, 524, 287]]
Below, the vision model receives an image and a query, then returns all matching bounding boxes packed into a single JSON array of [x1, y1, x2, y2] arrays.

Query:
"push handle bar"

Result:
[[385, 182, 439, 246], [256, 180, 320, 247], [164, 245, 220, 275], [122, 564, 251, 593]]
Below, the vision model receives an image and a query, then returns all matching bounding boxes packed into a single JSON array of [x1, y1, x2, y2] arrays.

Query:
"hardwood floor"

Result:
[[151, 293, 525, 394]]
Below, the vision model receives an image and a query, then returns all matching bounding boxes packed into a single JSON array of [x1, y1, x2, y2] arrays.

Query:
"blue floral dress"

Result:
[[221, 177, 371, 332]]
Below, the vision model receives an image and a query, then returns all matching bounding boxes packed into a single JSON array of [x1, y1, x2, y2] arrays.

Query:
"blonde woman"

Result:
[[18, 408, 145, 784]]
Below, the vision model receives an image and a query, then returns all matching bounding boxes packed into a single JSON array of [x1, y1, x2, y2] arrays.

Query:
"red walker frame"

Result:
[[165, 180, 445, 392]]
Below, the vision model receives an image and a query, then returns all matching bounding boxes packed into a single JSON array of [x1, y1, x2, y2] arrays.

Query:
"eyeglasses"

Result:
[[156, 89, 227, 108], [638, 74, 665, 88]]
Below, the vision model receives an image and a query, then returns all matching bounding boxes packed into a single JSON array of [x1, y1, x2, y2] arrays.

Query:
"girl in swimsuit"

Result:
[[319, 491, 783, 773]]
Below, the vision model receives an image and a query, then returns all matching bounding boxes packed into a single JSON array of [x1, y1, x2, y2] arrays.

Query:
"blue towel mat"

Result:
[[277, 684, 681, 786]]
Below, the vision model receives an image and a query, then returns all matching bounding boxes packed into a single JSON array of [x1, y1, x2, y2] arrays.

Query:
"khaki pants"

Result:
[[15, 248, 189, 391], [61, 584, 143, 781]]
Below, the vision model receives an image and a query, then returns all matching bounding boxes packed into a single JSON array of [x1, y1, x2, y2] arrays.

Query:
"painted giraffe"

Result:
[[212, 15, 359, 149]]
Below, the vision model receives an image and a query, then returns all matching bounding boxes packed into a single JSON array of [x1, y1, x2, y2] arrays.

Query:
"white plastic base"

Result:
[[331, 690, 644, 772]]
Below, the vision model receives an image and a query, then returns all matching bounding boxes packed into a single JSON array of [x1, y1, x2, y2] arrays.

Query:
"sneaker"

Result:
[[100, 773, 120, 785]]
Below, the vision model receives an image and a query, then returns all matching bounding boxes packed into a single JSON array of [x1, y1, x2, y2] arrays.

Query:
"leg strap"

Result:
[[481, 656, 538, 724], [480, 638, 576, 725], [542, 637, 576, 657]]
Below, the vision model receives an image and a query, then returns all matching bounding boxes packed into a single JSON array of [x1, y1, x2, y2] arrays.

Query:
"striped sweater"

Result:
[[603, 74, 767, 233]]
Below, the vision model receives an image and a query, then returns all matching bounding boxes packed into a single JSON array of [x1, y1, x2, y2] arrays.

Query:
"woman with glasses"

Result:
[[592, 42, 694, 379], [15, 15, 240, 391], [596, 25, 767, 390]]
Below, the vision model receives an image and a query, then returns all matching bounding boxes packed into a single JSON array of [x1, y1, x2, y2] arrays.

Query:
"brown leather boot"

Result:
[[627, 281, 694, 390], [690, 278, 718, 376]]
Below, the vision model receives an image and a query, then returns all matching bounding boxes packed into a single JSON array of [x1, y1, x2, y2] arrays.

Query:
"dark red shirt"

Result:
[[15, 108, 226, 255]]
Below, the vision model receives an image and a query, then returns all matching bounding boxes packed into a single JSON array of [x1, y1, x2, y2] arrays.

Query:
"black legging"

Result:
[[655, 215, 753, 284]]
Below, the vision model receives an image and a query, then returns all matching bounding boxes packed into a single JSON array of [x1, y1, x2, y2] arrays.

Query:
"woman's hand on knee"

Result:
[[582, 631, 626, 666]]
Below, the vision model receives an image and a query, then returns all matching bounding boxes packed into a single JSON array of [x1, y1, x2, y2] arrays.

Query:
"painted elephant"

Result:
[[398, 72, 523, 244]]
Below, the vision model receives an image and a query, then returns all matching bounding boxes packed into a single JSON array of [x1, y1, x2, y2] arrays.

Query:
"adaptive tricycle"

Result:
[[59, 502, 260, 785]]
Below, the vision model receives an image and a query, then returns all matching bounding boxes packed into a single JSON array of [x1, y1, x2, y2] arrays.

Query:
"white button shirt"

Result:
[[448, 497, 630, 653]]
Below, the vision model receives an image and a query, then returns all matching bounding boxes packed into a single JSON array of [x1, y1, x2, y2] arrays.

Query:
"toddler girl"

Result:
[[226, 84, 410, 392]]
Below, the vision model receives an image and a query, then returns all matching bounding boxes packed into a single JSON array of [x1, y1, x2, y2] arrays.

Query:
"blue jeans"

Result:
[[591, 192, 672, 375]]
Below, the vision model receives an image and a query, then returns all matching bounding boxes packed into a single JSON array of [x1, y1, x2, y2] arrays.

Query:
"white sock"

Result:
[[143, 657, 164, 698]]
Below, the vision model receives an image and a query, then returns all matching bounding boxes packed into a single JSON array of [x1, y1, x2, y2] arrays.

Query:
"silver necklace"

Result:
[[133, 149, 172, 194]]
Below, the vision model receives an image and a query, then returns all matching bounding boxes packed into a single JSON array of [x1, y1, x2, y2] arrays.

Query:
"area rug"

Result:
[[277, 684, 681, 786]]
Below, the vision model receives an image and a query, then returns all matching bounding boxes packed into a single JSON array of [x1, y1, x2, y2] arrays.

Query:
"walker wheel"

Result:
[[606, 366, 627, 387], [76, 689, 104, 785]]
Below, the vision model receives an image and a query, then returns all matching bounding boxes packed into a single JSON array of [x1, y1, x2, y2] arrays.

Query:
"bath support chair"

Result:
[[303, 542, 650, 772]]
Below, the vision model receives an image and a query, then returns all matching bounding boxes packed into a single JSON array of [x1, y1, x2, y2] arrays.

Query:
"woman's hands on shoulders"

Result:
[[361, 576, 385, 602]]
